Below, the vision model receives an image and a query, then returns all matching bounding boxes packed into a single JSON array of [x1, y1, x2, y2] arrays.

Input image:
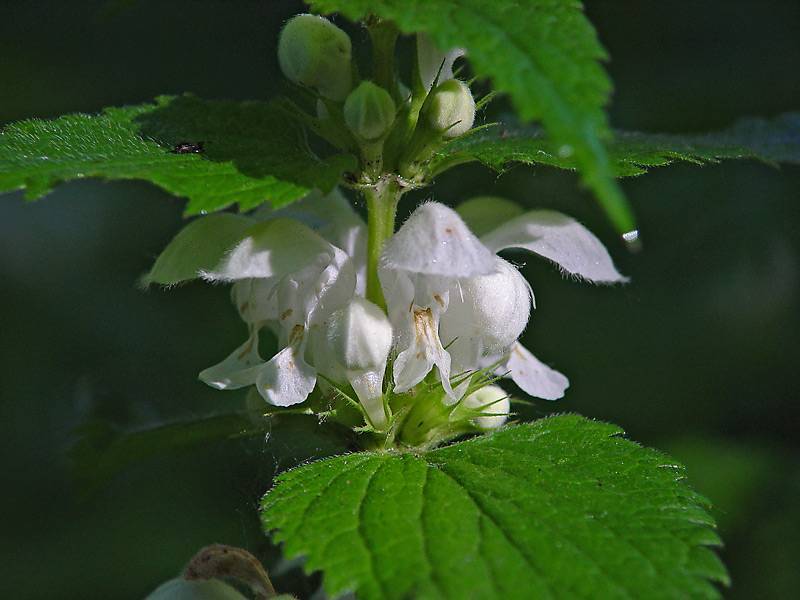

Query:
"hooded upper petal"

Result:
[[202, 218, 336, 282], [254, 189, 367, 293], [380, 202, 496, 278], [481, 210, 627, 284]]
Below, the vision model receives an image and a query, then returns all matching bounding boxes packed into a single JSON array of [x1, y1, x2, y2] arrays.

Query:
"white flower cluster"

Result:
[[146, 190, 625, 431], [144, 17, 626, 436]]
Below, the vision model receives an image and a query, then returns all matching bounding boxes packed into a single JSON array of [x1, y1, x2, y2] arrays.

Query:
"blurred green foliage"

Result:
[[1, 1, 799, 598]]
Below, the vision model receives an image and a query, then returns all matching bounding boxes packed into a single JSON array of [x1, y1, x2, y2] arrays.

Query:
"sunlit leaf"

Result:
[[0, 95, 356, 214], [262, 415, 728, 599]]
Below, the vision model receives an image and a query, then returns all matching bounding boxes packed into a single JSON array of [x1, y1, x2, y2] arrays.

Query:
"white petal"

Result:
[[392, 303, 456, 400], [143, 213, 254, 286], [326, 297, 393, 371], [203, 218, 334, 281], [440, 257, 532, 357], [231, 279, 279, 325], [255, 188, 367, 268], [481, 210, 628, 284], [416, 33, 465, 91], [256, 341, 317, 407], [349, 369, 388, 429], [198, 330, 264, 390], [307, 247, 358, 325], [380, 202, 496, 278], [307, 322, 346, 385], [499, 342, 569, 401]]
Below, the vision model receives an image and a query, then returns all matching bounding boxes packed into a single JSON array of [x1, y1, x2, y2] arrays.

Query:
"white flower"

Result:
[[379, 199, 626, 402], [146, 189, 364, 409], [146, 189, 624, 419], [323, 297, 393, 428], [379, 202, 496, 399]]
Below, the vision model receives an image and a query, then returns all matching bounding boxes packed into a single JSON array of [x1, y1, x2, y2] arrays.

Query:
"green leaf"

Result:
[[262, 415, 727, 599], [0, 95, 356, 214], [309, 0, 635, 234], [433, 112, 800, 177]]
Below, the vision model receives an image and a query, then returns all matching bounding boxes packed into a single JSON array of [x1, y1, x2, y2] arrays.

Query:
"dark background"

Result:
[[1, 1, 799, 598]]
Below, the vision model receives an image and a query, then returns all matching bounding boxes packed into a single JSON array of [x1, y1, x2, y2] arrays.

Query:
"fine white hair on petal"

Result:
[[254, 188, 367, 292], [416, 33, 466, 91], [499, 342, 569, 401], [380, 202, 496, 278], [202, 218, 335, 282], [480, 210, 628, 284], [440, 257, 532, 367], [198, 328, 265, 390]]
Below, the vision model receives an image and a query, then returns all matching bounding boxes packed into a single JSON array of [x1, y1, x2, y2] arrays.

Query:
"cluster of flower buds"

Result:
[[277, 14, 477, 180]]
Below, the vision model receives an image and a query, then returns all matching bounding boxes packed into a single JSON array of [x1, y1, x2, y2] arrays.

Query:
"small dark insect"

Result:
[[171, 141, 205, 154]]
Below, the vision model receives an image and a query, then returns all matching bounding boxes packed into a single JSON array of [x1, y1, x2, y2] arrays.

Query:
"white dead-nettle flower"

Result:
[[145, 189, 624, 423], [380, 200, 626, 403], [323, 297, 393, 428], [144, 190, 364, 410]]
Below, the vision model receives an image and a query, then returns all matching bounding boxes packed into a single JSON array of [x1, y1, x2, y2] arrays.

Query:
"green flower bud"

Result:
[[278, 14, 352, 100], [343, 81, 396, 141], [426, 79, 475, 137]]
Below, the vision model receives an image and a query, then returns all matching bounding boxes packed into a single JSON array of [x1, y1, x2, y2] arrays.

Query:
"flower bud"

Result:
[[460, 384, 511, 430], [326, 297, 393, 428], [278, 14, 352, 100], [426, 79, 475, 137], [440, 257, 531, 353], [344, 81, 396, 141]]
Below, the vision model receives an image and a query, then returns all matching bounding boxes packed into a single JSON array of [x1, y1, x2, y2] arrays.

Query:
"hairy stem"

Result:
[[365, 179, 401, 311]]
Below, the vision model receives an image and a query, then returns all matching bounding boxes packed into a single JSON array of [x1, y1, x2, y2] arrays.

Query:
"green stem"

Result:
[[365, 179, 401, 311]]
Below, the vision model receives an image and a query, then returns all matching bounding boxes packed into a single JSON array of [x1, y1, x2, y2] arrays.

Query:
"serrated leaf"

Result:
[[262, 415, 727, 599], [0, 95, 356, 214], [433, 112, 800, 177], [309, 0, 634, 234]]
